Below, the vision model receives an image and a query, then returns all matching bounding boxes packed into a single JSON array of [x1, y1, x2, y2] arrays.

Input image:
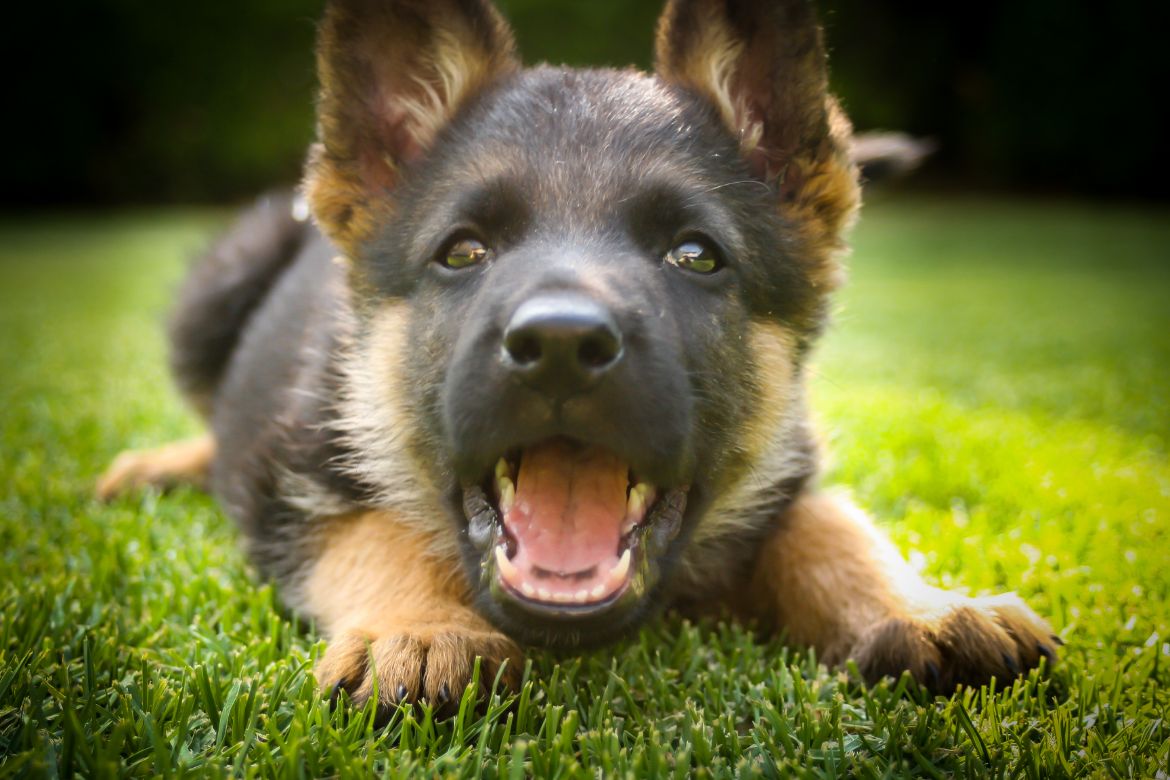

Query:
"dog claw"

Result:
[[924, 661, 943, 692], [395, 683, 409, 703], [329, 681, 346, 709], [1002, 652, 1021, 677], [1036, 642, 1055, 664], [437, 683, 451, 705], [1050, 634, 1065, 647]]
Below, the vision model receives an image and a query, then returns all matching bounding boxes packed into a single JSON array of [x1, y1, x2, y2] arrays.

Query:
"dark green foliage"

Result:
[[6, 1, 1165, 205]]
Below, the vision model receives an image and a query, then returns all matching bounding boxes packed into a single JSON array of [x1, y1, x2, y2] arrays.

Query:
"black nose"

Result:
[[502, 294, 623, 396]]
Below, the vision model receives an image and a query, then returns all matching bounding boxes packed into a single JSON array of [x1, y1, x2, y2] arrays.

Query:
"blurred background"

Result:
[[5, 0, 1166, 208]]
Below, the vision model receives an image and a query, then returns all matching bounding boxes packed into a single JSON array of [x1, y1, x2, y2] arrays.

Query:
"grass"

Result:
[[1, 195, 1168, 777]]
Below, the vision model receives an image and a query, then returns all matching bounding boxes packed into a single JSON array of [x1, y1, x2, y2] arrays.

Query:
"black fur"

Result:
[[169, 191, 311, 414]]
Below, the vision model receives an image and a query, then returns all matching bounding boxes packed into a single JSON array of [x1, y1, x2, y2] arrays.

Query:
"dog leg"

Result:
[[750, 491, 1058, 693], [306, 511, 523, 713], [96, 433, 215, 501]]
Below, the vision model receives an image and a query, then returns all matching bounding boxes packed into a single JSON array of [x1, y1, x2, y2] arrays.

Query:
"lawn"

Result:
[[1, 196, 1168, 777]]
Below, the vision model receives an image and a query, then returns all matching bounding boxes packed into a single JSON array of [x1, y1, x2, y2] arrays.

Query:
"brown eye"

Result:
[[664, 240, 719, 274], [442, 238, 491, 269]]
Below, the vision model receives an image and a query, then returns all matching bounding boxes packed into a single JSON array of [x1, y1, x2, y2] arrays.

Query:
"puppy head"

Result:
[[314, 0, 859, 646]]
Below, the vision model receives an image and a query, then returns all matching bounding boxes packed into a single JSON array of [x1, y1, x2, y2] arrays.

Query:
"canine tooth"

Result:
[[637, 483, 656, 507], [536, 587, 552, 601], [589, 583, 606, 599], [574, 588, 590, 603], [610, 548, 631, 582], [520, 581, 536, 598], [494, 546, 519, 581], [498, 477, 515, 513], [495, 458, 510, 480], [626, 487, 645, 522]]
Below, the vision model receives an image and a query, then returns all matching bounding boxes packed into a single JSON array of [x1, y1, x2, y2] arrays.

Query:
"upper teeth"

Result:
[[627, 487, 645, 519], [622, 482, 654, 534], [494, 458, 516, 513], [497, 476, 515, 513]]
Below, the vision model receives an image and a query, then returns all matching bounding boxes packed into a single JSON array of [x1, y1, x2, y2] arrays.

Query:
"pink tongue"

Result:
[[504, 439, 628, 574]]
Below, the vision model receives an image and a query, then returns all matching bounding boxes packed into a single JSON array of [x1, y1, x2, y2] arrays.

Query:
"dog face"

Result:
[[309, 0, 859, 646]]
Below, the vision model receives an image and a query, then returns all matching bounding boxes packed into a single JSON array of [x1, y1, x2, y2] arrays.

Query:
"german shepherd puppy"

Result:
[[99, 0, 1058, 708]]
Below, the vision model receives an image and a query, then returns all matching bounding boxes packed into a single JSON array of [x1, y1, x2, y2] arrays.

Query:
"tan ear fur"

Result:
[[305, 0, 519, 254], [655, 0, 860, 290]]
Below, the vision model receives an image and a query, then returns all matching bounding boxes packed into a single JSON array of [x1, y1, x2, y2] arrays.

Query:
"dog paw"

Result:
[[316, 626, 523, 716], [96, 436, 213, 501], [849, 592, 1060, 694]]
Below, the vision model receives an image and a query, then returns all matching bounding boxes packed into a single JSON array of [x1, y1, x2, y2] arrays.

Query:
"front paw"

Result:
[[316, 625, 523, 716], [849, 592, 1060, 694]]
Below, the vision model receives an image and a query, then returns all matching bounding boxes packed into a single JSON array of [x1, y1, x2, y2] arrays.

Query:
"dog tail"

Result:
[[851, 131, 936, 183], [169, 190, 312, 417]]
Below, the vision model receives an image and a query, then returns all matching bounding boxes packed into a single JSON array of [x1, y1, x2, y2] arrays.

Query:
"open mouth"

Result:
[[463, 437, 688, 615]]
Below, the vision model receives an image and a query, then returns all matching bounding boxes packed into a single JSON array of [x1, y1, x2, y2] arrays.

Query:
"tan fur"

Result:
[[659, 5, 763, 157], [675, 322, 811, 596], [96, 434, 215, 501], [396, 28, 501, 150], [745, 491, 1057, 689], [775, 100, 861, 292], [689, 322, 801, 549], [307, 510, 522, 705], [333, 302, 458, 559], [303, 148, 386, 260], [737, 323, 799, 467]]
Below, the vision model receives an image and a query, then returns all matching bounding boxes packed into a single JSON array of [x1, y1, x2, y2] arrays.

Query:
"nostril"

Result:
[[501, 294, 624, 391], [505, 331, 542, 366], [578, 331, 620, 369]]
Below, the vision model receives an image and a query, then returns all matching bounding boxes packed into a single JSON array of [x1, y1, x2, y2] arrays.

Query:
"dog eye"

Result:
[[664, 240, 719, 274], [442, 238, 491, 269]]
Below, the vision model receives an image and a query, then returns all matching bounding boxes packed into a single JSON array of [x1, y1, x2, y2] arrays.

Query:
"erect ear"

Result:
[[305, 0, 519, 254], [655, 0, 859, 290]]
